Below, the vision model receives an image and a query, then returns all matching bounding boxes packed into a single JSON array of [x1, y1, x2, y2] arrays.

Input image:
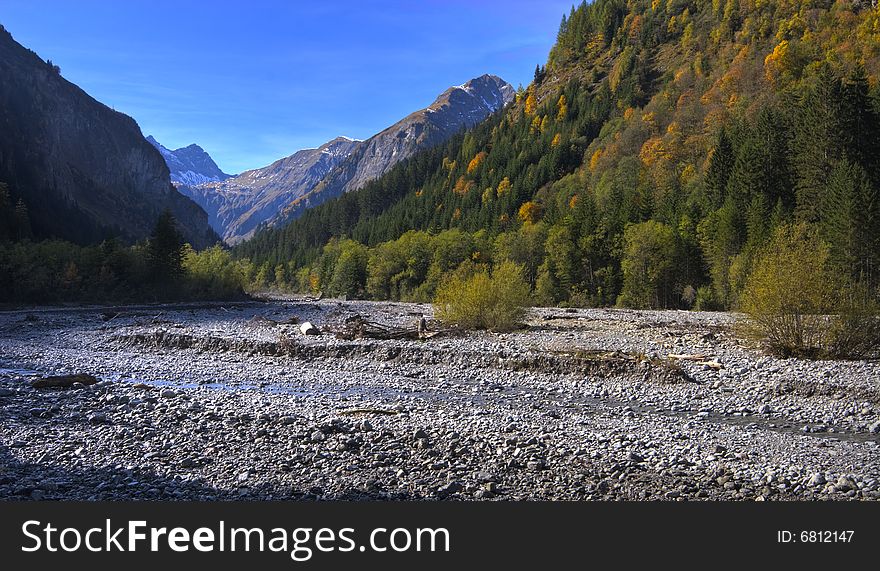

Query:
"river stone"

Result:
[[437, 481, 463, 495], [836, 475, 857, 492], [88, 412, 108, 424], [413, 428, 429, 440], [808, 473, 826, 486], [299, 322, 320, 336]]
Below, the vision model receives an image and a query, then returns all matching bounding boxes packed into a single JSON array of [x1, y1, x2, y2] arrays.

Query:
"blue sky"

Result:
[[2, 0, 572, 173]]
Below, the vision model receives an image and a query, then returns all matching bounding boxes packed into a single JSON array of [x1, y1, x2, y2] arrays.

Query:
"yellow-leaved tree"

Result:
[[740, 223, 879, 358], [433, 261, 531, 331]]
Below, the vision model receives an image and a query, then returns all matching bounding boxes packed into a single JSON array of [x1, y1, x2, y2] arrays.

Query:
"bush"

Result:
[[694, 285, 723, 311], [328, 240, 368, 298], [739, 223, 880, 359], [182, 244, 249, 299], [825, 282, 880, 359], [433, 261, 531, 331]]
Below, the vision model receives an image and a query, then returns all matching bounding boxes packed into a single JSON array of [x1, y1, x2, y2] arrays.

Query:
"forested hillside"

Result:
[[238, 0, 880, 310]]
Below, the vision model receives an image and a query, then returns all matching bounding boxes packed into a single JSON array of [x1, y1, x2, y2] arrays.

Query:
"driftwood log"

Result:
[[330, 314, 452, 341], [31, 373, 99, 389]]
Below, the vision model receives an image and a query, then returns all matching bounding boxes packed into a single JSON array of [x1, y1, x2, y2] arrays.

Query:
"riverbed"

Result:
[[1, 299, 878, 500]]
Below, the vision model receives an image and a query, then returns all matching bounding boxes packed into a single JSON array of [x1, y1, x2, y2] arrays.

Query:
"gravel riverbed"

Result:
[[1, 299, 878, 501]]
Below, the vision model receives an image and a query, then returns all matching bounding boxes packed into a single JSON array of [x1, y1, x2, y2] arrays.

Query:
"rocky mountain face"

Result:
[[179, 137, 360, 242], [146, 136, 231, 186], [338, 74, 515, 195], [195, 74, 513, 243], [0, 26, 217, 248]]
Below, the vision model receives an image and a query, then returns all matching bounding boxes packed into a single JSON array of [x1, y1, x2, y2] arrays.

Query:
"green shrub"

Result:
[[694, 285, 723, 311], [825, 282, 880, 359], [328, 240, 368, 298], [739, 223, 880, 358], [182, 244, 249, 299], [433, 261, 531, 331]]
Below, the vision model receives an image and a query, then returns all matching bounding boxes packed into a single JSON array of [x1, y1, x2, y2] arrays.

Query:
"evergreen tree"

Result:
[[0, 183, 11, 241], [793, 66, 844, 222], [704, 127, 734, 212], [534, 64, 547, 85], [148, 210, 185, 282], [821, 160, 880, 286], [840, 64, 880, 185]]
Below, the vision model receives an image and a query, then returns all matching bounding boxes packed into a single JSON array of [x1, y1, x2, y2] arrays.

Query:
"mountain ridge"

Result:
[[0, 26, 218, 248], [179, 136, 361, 242], [191, 74, 514, 243]]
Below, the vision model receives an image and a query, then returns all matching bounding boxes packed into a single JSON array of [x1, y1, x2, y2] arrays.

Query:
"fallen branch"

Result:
[[101, 311, 120, 323], [667, 353, 709, 361], [330, 314, 453, 341]]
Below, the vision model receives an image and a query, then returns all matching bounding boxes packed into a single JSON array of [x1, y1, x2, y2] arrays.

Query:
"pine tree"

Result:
[[793, 66, 844, 222], [533, 64, 546, 85], [148, 210, 185, 282], [0, 183, 11, 241], [704, 127, 734, 212], [821, 160, 880, 285], [745, 192, 770, 254], [754, 107, 794, 210], [840, 64, 880, 185], [725, 135, 768, 245]]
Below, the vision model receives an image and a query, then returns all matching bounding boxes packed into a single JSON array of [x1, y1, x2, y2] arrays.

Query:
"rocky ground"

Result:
[[1, 299, 878, 501]]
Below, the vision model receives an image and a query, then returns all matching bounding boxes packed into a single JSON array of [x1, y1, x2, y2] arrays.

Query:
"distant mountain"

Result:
[[0, 26, 217, 248], [179, 137, 360, 242], [334, 74, 516, 196], [146, 135, 231, 186], [195, 74, 514, 243]]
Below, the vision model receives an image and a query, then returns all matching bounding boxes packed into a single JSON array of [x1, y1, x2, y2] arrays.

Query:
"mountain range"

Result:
[[180, 74, 514, 243], [0, 25, 217, 248]]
